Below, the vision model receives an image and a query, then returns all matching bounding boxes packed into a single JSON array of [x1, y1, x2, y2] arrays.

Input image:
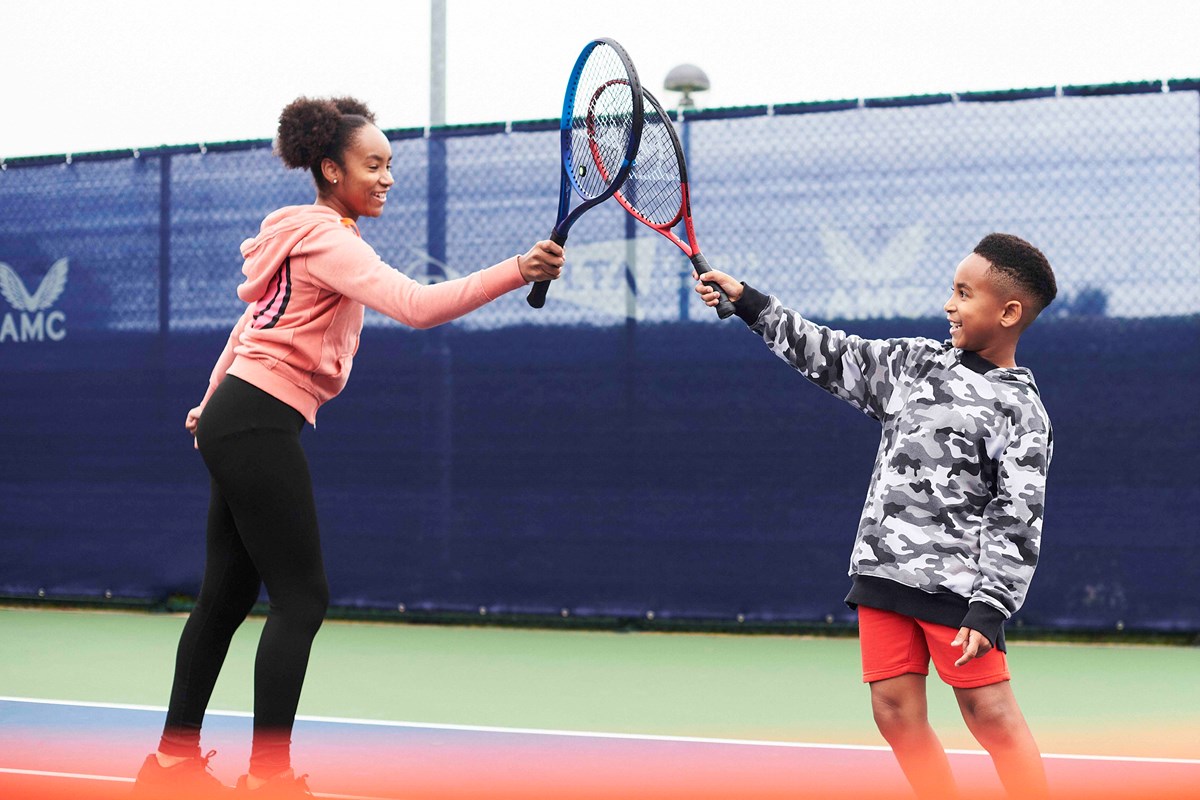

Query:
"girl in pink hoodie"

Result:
[[133, 96, 564, 799]]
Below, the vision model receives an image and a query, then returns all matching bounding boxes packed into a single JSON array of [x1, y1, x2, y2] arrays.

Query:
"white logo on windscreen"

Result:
[[0, 259, 68, 343]]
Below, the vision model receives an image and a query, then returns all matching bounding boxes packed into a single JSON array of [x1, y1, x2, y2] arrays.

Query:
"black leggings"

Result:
[[158, 376, 329, 778]]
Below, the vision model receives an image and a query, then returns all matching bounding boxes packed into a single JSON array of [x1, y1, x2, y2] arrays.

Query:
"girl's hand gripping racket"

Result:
[[527, 38, 644, 308], [606, 87, 735, 319]]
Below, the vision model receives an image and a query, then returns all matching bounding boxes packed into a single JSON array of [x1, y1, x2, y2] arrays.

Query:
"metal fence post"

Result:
[[424, 0, 453, 569], [158, 152, 171, 338]]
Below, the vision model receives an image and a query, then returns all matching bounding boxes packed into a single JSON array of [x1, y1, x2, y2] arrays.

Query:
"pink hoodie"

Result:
[[199, 204, 528, 424]]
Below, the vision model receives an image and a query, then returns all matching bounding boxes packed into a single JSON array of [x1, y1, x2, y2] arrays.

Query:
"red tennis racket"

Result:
[[601, 86, 735, 319]]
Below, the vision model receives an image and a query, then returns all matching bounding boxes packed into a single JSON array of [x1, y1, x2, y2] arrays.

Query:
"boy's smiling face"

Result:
[[945, 253, 1015, 355]]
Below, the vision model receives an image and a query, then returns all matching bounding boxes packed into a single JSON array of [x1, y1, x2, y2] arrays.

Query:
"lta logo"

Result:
[[0, 259, 68, 343]]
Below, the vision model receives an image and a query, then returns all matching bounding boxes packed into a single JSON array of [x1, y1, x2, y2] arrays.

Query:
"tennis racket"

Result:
[[606, 87, 735, 319], [526, 38, 644, 309]]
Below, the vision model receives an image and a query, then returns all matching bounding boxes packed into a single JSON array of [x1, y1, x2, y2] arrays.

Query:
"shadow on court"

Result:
[[1, 699, 1197, 800]]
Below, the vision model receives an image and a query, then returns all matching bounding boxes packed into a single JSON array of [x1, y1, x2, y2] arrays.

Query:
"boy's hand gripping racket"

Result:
[[606, 87, 735, 319], [526, 38, 644, 309]]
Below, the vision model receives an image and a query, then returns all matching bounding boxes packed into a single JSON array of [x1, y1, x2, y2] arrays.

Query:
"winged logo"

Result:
[[819, 225, 927, 284], [0, 259, 69, 312]]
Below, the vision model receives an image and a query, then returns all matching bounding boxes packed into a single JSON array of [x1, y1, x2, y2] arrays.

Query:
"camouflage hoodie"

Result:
[[736, 286, 1052, 649]]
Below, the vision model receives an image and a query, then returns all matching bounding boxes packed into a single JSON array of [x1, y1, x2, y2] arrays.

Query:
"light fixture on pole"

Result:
[[664, 63, 710, 111]]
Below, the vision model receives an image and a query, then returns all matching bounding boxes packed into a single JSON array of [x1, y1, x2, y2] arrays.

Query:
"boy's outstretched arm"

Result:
[[693, 268, 938, 421]]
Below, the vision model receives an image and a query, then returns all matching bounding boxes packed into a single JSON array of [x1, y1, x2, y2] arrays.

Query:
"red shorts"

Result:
[[858, 606, 1011, 689]]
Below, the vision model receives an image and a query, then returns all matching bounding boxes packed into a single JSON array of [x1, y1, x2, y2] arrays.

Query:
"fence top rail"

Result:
[[2, 77, 1198, 170]]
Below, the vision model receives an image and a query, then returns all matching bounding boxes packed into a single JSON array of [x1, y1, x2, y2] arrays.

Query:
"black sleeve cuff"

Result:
[[960, 602, 1008, 650], [734, 283, 770, 327]]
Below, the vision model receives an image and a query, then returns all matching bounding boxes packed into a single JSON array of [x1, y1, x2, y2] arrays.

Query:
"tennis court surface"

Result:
[[2, 608, 1197, 799]]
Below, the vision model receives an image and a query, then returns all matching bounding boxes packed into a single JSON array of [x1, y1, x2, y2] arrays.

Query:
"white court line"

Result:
[[3, 695, 1199, 766], [0, 767, 131, 783]]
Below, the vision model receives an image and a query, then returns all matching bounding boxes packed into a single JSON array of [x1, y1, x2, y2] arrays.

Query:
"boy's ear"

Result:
[[999, 299, 1024, 329]]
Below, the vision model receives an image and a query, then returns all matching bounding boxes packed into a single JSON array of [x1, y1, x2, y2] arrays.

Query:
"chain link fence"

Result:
[[2, 80, 1197, 337]]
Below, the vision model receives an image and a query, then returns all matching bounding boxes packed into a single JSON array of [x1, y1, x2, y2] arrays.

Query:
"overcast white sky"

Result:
[[2, 0, 1198, 159]]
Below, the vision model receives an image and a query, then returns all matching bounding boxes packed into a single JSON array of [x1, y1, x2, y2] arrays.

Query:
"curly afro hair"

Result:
[[274, 96, 377, 186], [973, 232, 1057, 319]]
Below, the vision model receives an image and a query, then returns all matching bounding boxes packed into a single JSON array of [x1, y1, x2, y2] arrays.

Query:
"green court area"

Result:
[[2, 606, 1197, 761]]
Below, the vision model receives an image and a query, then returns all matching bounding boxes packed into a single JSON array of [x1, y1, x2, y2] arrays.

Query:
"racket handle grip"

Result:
[[691, 253, 736, 319], [527, 279, 550, 309], [526, 229, 568, 309]]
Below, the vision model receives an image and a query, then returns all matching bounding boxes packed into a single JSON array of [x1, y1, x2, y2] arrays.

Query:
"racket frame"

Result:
[[610, 87, 735, 319], [527, 38, 644, 308]]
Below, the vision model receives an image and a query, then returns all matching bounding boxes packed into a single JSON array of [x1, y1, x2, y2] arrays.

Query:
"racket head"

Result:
[[556, 38, 644, 233], [610, 89, 735, 319], [613, 88, 692, 243]]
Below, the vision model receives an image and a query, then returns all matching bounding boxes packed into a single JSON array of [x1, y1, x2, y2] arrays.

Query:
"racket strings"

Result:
[[570, 47, 637, 199], [622, 111, 684, 226]]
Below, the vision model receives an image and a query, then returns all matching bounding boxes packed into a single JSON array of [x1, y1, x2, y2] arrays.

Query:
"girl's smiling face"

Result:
[[321, 125, 394, 221]]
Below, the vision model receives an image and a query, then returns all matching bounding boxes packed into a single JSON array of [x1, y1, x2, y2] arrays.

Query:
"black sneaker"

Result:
[[233, 770, 315, 798], [130, 750, 231, 799]]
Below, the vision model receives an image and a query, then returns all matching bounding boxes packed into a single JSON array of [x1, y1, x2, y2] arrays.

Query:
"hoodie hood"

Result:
[[954, 347, 1040, 395], [994, 365, 1040, 396], [237, 205, 349, 303]]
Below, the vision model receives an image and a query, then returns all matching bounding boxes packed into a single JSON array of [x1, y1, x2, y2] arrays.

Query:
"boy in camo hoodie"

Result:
[[695, 233, 1056, 800]]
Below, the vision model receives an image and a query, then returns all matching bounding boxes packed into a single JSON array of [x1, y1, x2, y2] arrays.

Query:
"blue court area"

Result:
[[3, 697, 1199, 800]]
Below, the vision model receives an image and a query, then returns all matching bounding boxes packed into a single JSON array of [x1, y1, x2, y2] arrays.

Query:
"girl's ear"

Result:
[[320, 158, 342, 187]]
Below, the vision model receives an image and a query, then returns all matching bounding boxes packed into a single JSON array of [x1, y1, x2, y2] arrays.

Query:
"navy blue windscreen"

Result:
[[1, 87, 1197, 630]]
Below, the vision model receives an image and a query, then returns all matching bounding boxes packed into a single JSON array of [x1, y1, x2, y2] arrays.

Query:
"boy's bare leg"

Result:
[[953, 681, 1048, 799], [870, 674, 958, 800]]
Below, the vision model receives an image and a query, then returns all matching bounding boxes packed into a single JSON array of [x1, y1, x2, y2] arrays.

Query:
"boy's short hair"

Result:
[[973, 233, 1057, 322]]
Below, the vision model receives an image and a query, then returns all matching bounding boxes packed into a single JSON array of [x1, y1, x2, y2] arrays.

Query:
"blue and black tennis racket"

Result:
[[526, 38, 644, 309]]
